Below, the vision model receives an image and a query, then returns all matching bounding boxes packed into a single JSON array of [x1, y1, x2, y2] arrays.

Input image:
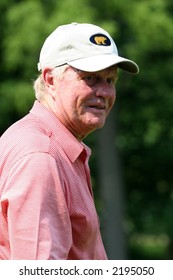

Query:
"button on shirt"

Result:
[[0, 101, 107, 260]]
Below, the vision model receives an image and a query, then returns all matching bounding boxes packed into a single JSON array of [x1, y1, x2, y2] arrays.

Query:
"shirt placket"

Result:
[[80, 149, 94, 198]]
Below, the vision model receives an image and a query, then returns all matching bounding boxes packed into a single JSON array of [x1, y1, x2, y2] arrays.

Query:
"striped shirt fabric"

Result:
[[0, 101, 107, 260]]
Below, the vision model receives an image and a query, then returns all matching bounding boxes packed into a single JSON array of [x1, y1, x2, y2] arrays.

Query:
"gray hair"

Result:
[[33, 64, 69, 101]]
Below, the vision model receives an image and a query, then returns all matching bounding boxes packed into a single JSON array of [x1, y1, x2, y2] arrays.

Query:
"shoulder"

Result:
[[0, 113, 52, 169]]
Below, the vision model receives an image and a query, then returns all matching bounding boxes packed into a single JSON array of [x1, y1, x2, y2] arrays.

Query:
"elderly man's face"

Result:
[[52, 66, 117, 140]]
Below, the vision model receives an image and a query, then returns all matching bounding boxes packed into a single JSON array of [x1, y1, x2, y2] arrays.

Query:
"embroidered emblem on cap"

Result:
[[90, 33, 111, 46]]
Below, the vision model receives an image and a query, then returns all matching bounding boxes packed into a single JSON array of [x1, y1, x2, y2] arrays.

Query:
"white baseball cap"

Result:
[[37, 22, 139, 74]]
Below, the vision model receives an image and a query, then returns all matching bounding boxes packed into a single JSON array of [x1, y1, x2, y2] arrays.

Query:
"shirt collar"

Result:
[[30, 101, 91, 163]]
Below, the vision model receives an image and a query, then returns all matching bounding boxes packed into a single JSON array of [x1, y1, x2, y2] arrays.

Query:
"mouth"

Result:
[[88, 100, 106, 110], [89, 105, 106, 110]]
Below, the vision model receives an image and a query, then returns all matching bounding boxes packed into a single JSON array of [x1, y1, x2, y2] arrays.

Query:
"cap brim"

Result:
[[68, 53, 139, 74]]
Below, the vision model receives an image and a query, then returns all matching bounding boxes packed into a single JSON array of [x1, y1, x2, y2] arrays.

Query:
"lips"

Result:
[[87, 100, 106, 110], [89, 104, 105, 110]]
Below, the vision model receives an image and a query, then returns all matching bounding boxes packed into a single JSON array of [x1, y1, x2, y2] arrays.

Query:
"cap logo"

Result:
[[90, 33, 111, 46]]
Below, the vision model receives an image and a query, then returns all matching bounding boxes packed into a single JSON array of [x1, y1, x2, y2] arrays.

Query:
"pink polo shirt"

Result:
[[0, 101, 107, 260]]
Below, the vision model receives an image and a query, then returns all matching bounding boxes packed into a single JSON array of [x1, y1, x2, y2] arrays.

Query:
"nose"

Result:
[[95, 83, 116, 100]]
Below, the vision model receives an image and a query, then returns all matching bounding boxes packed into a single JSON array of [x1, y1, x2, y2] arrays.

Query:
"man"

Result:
[[0, 23, 139, 259]]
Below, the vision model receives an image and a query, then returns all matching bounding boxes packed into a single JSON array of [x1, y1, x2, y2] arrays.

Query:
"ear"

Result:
[[42, 68, 56, 99]]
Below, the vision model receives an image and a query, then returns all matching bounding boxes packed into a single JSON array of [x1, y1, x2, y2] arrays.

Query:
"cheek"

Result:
[[56, 81, 78, 107], [113, 93, 116, 105], [108, 90, 116, 111], [63, 92, 80, 116], [73, 86, 91, 111]]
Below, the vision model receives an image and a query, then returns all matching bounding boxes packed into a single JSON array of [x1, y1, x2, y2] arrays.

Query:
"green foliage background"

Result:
[[1, 0, 173, 259]]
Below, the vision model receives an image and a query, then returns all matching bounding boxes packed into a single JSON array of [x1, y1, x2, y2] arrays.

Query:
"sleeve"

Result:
[[3, 152, 72, 259]]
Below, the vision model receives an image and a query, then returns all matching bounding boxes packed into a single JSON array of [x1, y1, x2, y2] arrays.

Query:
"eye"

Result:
[[84, 75, 97, 82], [82, 74, 99, 86], [107, 77, 117, 85]]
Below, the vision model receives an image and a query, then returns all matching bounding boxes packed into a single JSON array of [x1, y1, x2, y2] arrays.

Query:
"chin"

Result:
[[80, 115, 106, 133], [88, 120, 106, 131]]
